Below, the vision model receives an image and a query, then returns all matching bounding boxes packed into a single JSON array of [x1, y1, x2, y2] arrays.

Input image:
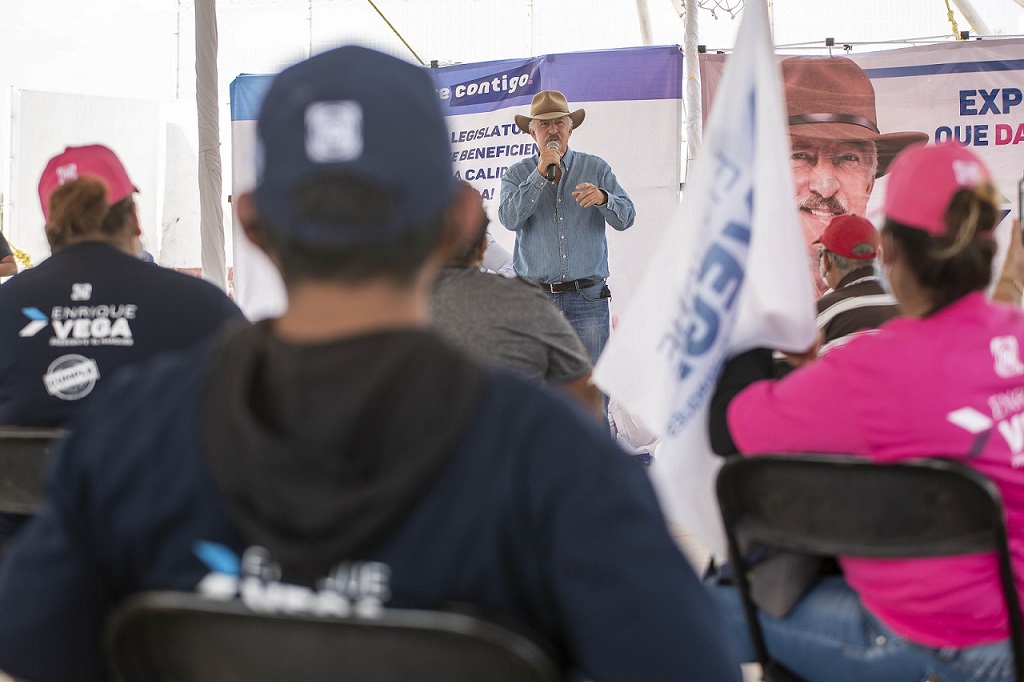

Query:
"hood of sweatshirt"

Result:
[[200, 322, 486, 584]]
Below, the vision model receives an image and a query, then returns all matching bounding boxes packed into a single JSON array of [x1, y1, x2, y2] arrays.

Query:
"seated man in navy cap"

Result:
[[0, 46, 740, 682]]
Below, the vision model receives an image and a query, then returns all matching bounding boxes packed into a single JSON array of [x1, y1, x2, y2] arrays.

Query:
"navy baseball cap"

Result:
[[253, 45, 456, 244]]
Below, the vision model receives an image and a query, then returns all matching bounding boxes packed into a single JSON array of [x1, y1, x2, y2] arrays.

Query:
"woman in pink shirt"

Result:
[[709, 142, 1021, 682]]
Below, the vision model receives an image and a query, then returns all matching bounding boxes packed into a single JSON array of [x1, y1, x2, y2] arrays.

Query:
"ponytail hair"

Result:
[[883, 181, 998, 314], [45, 177, 134, 251]]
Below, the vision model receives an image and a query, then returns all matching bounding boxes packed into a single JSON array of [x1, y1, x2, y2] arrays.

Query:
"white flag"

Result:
[[593, 0, 817, 558]]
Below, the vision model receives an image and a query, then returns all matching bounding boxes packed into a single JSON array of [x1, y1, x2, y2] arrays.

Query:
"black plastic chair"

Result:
[[0, 426, 66, 515], [106, 591, 562, 682], [716, 454, 1024, 682]]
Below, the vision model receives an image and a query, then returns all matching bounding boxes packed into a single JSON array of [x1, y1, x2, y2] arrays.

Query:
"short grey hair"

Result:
[[828, 250, 875, 276]]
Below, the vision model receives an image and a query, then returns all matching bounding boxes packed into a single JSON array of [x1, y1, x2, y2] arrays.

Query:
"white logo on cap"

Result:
[[952, 159, 983, 187], [305, 101, 363, 163], [56, 163, 79, 185], [71, 283, 92, 301]]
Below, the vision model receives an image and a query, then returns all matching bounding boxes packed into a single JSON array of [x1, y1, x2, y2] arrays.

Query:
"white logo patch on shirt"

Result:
[[43, 354, 99, 400], [947, 407, 994, 434], [991, 336, 1024, 378], [305, 101, 363, 163]]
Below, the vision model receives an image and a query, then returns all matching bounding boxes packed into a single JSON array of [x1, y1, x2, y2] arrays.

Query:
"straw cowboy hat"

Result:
[[514, 90, 586, 134], [782, 56, 928, 177]]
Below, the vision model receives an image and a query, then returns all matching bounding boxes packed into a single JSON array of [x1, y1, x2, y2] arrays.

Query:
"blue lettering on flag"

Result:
[[652, 73, 762, 437]]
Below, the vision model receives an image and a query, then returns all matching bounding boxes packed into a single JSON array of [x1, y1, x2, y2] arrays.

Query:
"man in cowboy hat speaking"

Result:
[[783, 57, 927, 294], [499, 90, 635, 365]]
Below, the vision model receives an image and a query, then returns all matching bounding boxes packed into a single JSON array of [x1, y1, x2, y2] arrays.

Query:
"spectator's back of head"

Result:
[[37, 144, 140, 252], [241, 46, 459, 287], [444, 182, 489, 269], [883, 142, 998, 311]]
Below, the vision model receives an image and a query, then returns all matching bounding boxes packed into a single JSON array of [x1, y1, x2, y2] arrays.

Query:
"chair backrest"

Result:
[[0, 426, 66, 515], [716, 454, 1024, 680], [105, 591, 562, 682]]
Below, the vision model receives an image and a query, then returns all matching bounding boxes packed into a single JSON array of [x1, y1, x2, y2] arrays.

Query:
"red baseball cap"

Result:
[[38, 144, 139, 221], [813, 214, 879, 260], [883, 141, 990, 237]]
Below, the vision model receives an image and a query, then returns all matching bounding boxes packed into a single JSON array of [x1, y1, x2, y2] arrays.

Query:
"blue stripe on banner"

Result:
[[230, 74, 275, 121], [863, 59, 1024, 79], [231, 45, 683, 121]]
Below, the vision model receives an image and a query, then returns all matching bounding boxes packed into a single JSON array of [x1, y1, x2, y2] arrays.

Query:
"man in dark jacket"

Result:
[[0, 46, 740, 682]]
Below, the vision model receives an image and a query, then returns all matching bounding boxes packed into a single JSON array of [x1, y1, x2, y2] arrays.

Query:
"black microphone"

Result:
[[544, 141, 560, 181]]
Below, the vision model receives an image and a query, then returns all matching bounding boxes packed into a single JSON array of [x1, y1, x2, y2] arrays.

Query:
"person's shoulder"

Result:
[[53, 335, 217, 477], [132, 264, 241, 316], [815, 288, 842, 313], [94, 334, 218, 405], [138, 264, 230, 296], [569, 149, 610, 166], [434, 267, 495, 297], [506, 155, 537, 172], [474, 369, 620, 460], [484, 274, 560, 312]]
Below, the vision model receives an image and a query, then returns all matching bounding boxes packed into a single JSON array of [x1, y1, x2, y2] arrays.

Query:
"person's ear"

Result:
[[880, 231, 897, 266], [435, 183, 482, 259], [129, 202, 142, 237], [475, 234, 488, 264], [236, 193, 273, 255]]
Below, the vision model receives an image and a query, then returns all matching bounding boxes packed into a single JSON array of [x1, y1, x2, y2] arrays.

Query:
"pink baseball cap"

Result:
[[883, 141, 991, 236], [38, 144, 139, 221], [813, 214, 879, 259]]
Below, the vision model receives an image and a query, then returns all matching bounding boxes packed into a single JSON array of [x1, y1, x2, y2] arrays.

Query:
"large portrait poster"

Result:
[[699, 39, 1024, 278], [229, 46, 683, 320]]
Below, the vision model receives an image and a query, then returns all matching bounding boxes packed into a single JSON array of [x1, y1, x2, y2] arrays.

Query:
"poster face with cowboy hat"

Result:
[[699, 38, 1024, 294], [782, 56, 928, 293]]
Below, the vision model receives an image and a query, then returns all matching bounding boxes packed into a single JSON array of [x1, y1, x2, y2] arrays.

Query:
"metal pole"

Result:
[[195, 0, 228, 290], [636, 0, 654, 46], [949, 0, 993, 35], [683, 0, 703, 172]]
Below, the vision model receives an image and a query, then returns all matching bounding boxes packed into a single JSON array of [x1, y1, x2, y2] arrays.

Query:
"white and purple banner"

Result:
[[229, 46, 683, 320], [700, 39, 1024, 266]]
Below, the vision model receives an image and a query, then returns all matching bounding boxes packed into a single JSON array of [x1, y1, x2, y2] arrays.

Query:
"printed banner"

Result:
[[229, 47, 684, 320], [699, 38, 1024, 275], [594, 0, 817, 558]]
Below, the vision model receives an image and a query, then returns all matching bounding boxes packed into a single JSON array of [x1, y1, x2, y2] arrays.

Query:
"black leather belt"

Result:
[[541, 277, 604, 293]]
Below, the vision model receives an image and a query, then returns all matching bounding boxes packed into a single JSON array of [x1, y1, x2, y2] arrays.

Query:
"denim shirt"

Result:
[[498, 148, 635, 283]]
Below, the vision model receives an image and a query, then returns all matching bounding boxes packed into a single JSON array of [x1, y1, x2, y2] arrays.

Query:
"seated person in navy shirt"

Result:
[[0, 144, 242, 428], [0, 47, 740, 682], [0, 145, 242, 541]]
